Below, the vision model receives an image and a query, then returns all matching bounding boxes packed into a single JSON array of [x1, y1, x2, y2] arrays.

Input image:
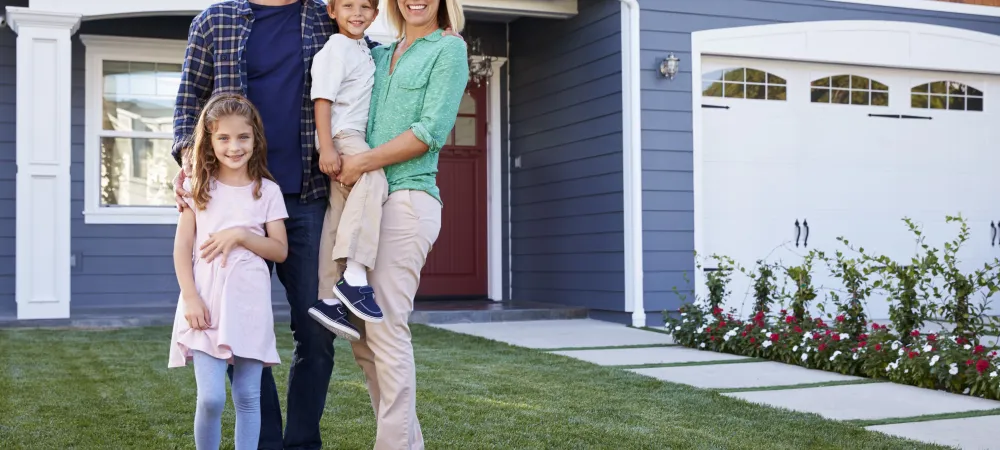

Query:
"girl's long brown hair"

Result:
[[189, 93, 275, 210]]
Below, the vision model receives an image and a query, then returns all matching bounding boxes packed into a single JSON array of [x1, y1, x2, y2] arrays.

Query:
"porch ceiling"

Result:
[[25, 0, 578, 20]]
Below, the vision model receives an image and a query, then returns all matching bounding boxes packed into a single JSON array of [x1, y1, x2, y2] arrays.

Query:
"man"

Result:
[[171, 1, 377, 448]]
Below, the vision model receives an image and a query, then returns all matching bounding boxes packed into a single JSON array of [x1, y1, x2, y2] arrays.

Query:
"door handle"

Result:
[[992, 221, 997, 247], [803, 219, 810, 248], [795, 219, 801, 247]]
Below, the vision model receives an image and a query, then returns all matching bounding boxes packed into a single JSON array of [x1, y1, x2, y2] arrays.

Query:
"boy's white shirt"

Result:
[[310, 33, 376, 143]]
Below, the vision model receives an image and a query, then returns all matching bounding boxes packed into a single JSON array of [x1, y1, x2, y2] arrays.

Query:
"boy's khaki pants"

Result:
[[317, 129, 388, 299]]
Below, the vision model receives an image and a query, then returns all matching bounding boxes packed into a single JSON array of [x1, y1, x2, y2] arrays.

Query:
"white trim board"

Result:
[[690, 20, 1000, 300], [826, 0, 1000, 18], [486, 57, 509, 302], [81, 35, 188, 225], [7, 8, 81, 320]]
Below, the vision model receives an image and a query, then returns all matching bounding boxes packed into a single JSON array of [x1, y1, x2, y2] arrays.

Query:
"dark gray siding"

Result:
[[640, 0, 1000, 325], [0, 0, 28, 317], [509, 0, 624, 310], [68, 17, 511, 310]]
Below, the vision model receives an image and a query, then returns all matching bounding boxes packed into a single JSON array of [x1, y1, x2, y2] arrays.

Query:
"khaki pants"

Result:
[[350, 189, 441, 450], [317, 129, 388, 299]]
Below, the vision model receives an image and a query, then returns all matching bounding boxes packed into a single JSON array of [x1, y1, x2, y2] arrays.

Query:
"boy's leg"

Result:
[[330, 130, 389, 323], [231, 356, 265, 450], [310, 178, 363, 342], [193, 351, 228, 450]]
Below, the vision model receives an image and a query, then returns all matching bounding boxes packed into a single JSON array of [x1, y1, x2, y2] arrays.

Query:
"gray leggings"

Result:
[[192, 350, 263, 450]]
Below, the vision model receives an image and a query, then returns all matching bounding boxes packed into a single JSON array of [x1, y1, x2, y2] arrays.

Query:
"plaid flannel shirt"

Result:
[[171, 0, 378, 202]]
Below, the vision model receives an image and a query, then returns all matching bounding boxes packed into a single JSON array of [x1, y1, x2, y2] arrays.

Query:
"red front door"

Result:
[[416, 82, 488, 299]]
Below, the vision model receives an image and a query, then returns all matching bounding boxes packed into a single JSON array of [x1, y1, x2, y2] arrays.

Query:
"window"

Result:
[[911, 81, 983, 111], [445, 88, 480, 146], [82, 35, 187, 224], [811, 75, 888, 106], [702, 68, 787, 101]]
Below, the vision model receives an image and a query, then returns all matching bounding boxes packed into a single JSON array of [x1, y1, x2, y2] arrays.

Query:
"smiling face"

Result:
[[211, 115, 255, 173], [396, 0, 439, 30], [330, 0, 378, 40]]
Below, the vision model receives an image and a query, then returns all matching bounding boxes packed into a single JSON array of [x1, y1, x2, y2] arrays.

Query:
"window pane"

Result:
[[851, 90, 869, 105], [445, 131, 454, 146], [767, 73, 786, 85], [929, 95, 948, 110], [949, 82, 968, 96], [872, 80, 888, 91], [702, 81, 723, 97], [949, 96, 966, 110], [930, 81, 947, 94], [912, 83, 930, 93], [745, 68, 766, 83], [811, 88, 830, 103], [723, 68, 744, 82], [458, 91, 476, 114], [911, 94, 928, 108], [811, 77, 830, 87], [968, 96, 984, 112], [767, 85, 786, 101], [102, 60, 182, 133], [723, 82, 744, 98], [702, 69, 724, 81], [100, 137, 178, 207], [968, 86, 984, 97], [872, 92, 889, 106], [850, 75, 870, 90], [746, 84, 766, 100], [454, 117, 476, 146], [831, 89, 850, 104], [832, 75, 851, 88]]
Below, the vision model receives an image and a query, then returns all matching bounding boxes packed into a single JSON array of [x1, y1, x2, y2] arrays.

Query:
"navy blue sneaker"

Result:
[[307, 301, 360, 341], [334, 277, 384, 323]]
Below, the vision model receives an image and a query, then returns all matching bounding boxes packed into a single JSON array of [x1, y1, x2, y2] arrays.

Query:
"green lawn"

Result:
[[0, 324, 944, 449]]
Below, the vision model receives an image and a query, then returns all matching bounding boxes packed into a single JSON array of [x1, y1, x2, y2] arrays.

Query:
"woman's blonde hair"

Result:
[[386, 0, 464, 39]]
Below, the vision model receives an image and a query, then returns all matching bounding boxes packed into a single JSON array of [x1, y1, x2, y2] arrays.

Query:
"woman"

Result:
[[334, 0, 468, 448]]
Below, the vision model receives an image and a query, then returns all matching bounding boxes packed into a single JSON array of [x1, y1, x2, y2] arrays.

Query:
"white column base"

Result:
[[6, 7, 80, 320]]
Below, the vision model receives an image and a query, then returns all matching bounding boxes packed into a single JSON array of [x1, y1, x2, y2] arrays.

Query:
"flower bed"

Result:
[[663, 216, 1000, 400]]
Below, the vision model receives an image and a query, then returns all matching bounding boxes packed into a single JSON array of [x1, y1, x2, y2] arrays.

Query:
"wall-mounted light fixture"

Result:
[[659, 53, 680, 80], [467, 37, 496, 87]]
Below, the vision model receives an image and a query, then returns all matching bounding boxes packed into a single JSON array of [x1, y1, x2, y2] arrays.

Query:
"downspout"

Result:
[[620, 0, 645, 327]]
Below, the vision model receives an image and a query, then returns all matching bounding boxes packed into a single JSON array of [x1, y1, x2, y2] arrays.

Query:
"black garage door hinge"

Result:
[[869, 113, 933, 120], [702, 104, 730, 109]]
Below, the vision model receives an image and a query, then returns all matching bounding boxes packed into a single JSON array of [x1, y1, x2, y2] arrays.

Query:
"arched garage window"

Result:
[[702, 68, 787, 100], [811, 75, 889, 106], [911, 81, 983, 111]]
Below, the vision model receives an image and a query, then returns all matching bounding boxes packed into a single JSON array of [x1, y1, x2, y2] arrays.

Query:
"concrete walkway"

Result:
[[431, 319, 1000, 450]]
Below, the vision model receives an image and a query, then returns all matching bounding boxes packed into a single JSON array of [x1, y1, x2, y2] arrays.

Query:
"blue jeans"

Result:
[[228, 194, 334, 450]]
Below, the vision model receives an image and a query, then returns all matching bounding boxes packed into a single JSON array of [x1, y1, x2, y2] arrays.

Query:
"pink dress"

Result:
[[168, 178, 288, 368]]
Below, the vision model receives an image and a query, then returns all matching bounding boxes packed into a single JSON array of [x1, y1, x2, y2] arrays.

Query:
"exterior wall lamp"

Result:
[[660, 53, 680, 79]]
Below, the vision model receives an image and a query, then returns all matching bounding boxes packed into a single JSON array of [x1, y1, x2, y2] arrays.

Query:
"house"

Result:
[[3, 0, 1000, 327]]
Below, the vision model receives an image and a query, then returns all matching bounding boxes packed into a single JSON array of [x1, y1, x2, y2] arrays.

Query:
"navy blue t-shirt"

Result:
[[246, 2, 305, 194]]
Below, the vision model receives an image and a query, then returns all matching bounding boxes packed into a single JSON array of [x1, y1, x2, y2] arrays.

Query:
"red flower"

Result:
[[858, 333, 869, 341], [818, 343, 827, 352], [785, 316, 796, 324], [977, 359, 990, 373], [770, 333, 779, 342], [825, 330, 833, 336], [706, 327, 713, 334], [712, 307, 723, 315], [812, 332, 822, 340], [872, 323, 881, 330], [875, 344, 883, 351], [780, 309, 787, 316], [927, 334, 937, 342], [975, 345, 985, 354], [710, 336, 716, 341], [910, 330, 920, 337], [719, 321, 727, 328], [859, 341, 867, 348], [832, 334, 841, 342], [750, 337, 756, 344], [836, 315, 845, 323], [957, 337, 967, 345], [908, 351, 919, 359], [967, 359, 974, 366], [794, 326, 803, 334], [741, 331, 748, 337]]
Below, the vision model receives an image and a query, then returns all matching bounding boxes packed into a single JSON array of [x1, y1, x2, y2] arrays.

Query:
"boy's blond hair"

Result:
[[327, 0, 380, 14], [386, 0, 464, 39]]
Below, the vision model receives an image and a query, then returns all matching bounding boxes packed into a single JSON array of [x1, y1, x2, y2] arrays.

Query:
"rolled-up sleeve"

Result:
[[172, 12, 215, 167], [410, 37, 469, 153]]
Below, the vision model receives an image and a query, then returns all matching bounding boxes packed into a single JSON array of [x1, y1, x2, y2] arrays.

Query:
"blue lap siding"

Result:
[[639, 0, 1000, 325], [0, 0, 25, 317]]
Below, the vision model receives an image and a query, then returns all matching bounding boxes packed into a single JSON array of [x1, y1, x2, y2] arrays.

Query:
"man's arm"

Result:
[[172, 11, 215, 167]]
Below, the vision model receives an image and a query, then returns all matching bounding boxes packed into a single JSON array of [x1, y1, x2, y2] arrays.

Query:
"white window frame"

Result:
[[81, 34, 187, 224]]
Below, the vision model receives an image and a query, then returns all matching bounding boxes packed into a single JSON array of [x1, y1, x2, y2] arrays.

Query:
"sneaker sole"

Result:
[[334, 286, 384, 323], [307, 308, 361, 342]]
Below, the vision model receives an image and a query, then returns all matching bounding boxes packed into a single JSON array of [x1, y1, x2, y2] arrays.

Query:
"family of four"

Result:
[[164, 0, 469, 449]]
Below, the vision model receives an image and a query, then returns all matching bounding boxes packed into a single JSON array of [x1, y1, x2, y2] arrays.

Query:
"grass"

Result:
[[0, 324, 948, 449], [714, 379, 887, 394], [847, 408, 1000, 427]]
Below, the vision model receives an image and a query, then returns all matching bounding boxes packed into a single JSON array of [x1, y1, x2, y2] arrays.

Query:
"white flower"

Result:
[[681, 313, 687, 317], [700, 343, 706, 348], [829, 351, 842, 361], [804, 334, 813, 341], [949, 363, 959, 375], [905, 369, 909, 374], [898, 349, 905, 356], [924, 345, 933, 353], [930, 355, 940, 366], [724, 335, 731, 342], [991, 371, 997, 378], [683, 319, 689, 323], [762, 329, 769, 335], [762, 341, 773, 348], [892, 342, 900, 351], [802, 353, 809, 362], [675, 326, 682, 331], [964, 388, 971, 395], [839, 333, 849, 341], [965, 344, 972, 351], [853, 353, 859, 360], [793, 345, 799, 352], [766, 332, 773, 339]]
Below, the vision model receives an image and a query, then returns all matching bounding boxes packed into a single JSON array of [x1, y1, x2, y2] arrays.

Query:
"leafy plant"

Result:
[[747, 260, 778, 318], [821, 243, 874, 338], [784, 253, 817, 321]]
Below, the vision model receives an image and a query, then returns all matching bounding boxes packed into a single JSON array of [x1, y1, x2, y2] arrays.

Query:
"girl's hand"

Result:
[[336, 153, 364, 187], [183, 295, 211, 330], [200, 226, 248, 267]]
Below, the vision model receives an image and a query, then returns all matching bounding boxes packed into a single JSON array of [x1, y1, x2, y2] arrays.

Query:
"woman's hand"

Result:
[[199, 226, 249, 267], [336, 153, 365, 187], [182, 294, 211, 330]]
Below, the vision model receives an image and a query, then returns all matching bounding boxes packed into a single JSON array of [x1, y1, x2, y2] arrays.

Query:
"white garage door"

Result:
[[700, 56, 1000, 320]]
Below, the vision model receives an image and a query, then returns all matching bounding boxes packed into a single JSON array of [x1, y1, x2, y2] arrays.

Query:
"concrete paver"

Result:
[[430, 319, 674, 349], [552, 346, 746, 366], [725, 382, 1000, 420], [867, 415, 1000, 450], [631, 361, 862, 389]]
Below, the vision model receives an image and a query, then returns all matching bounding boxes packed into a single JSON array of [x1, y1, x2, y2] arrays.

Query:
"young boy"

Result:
[[307, 0, 386, 341]]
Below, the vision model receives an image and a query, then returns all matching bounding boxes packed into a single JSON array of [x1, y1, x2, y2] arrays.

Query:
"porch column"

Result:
[[5, 7, 80, 320]]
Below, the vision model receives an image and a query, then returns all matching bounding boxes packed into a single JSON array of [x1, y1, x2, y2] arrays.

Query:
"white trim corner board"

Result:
[[7, 7, 81, 320], [826, 0, 1000, 18], [81, 35, 187, 225], [487, 57, 509, 302], [690, 20, 1000, 300], [620, 0, 645, 328]]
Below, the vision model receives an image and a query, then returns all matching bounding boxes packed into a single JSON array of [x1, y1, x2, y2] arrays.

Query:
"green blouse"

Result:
[[366, 29, 469, 204]]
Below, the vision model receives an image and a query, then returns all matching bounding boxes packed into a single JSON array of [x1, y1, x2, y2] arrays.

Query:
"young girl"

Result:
[[167, 93, 288, 450]]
